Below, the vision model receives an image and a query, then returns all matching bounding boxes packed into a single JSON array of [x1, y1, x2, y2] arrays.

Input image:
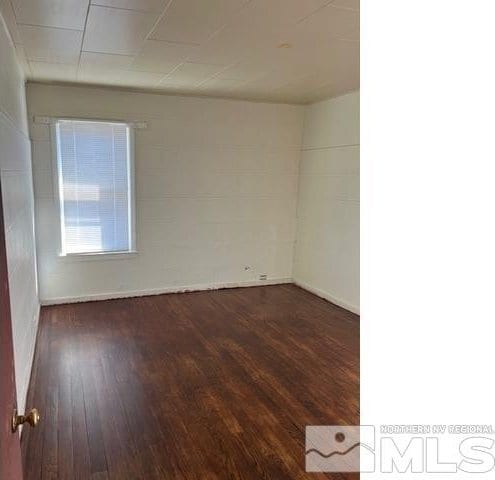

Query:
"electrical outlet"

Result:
[[259, 274, 267, 281]]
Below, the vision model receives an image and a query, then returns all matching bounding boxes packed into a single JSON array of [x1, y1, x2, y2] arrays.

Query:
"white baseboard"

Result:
[[293, 280, 360, 315], [40, 278, 360, 315], [40, 277, 292, 305]]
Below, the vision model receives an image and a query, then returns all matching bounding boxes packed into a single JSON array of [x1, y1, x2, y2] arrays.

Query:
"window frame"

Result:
[[50, 117, 137, 259]]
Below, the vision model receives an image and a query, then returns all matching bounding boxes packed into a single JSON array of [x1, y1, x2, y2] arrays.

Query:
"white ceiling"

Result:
[[1, 0, 359, 104]]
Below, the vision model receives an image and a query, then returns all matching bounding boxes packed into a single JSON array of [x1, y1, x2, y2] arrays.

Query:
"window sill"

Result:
[[57, 251, 138, 263]]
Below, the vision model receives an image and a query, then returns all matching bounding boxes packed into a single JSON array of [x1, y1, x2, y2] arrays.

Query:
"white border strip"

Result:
[[293, 280, 360, 315], [34, 116, 147, 129], [41, 278, 292, 305]]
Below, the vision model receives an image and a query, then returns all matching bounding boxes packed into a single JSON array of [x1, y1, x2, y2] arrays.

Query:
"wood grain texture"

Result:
[[21, 284, 359, 479]]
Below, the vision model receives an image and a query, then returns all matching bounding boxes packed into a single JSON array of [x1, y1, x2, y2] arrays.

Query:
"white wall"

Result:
[[293, 92, 359, 313], [0, 14, 39, 413], [27, 84, 303, 303]]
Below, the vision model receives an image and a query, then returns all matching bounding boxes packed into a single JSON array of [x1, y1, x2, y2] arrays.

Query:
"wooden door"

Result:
[[0, 180, 23, 479]]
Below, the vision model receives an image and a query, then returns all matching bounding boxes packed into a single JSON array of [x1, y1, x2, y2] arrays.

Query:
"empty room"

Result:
[[0, 1, 359, 478]]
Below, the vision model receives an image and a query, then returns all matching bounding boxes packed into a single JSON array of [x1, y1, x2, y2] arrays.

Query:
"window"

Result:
[[54, 119, 135, 256]]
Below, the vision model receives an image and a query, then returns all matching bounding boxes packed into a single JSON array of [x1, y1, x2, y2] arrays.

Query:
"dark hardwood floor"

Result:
[[21, 284, 359, 479]]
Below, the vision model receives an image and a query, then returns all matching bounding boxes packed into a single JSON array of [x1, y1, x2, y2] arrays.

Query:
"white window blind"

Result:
[[55, 119, 134, 255]]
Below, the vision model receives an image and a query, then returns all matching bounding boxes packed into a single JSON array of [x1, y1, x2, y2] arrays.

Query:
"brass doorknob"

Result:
[[12, 408, 40, 432]]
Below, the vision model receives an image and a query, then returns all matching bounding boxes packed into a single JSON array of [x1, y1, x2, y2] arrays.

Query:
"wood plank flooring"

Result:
[[21, 284, 359, 479]]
